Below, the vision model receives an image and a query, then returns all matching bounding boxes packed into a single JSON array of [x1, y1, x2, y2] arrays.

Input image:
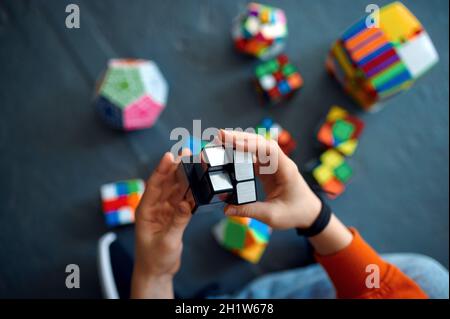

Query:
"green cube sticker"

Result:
[[127, 181, 140, 193], [332, 120, 355, 142], [223, 220, 247, 250], [282, 64, 296, 76], [334, 162, 353, 183]]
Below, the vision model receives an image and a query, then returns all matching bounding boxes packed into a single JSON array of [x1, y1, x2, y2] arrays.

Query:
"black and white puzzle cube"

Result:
[[176, 143, 257, 213]]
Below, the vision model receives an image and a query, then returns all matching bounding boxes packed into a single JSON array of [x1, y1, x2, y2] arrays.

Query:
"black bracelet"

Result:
[[296, 199, 332, 237]]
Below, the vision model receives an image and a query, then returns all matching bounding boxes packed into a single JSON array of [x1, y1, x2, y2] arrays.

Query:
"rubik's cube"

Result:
[[317, 106, 364, 156], [311, 149, 353, 199], [100, 179, 145, 227], [255, 55, 303, 104], [213, 216, 271, 263], [256, 117, 296, 156], [232, 2, 287, 59], [95, 59, 168, 130], [176, 143, 257, 213], [326, 2, 439, 111]]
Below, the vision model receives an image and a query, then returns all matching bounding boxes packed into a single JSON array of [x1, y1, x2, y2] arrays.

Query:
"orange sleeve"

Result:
[[315, 228, 428, 299]]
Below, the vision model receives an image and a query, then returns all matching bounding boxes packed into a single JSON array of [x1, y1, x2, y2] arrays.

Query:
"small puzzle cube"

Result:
[[256, 117, 296, 156], [311, 149, 353, 199], [326, 2, 439, 111], [317, 106, 364, 156], [232, 2, 287, 59], [176, 143, 257, 213], [255, 55, 303, 104], [213, 216, 271, 263], [100, 179, 145, 227], [95, 59, 168, 131]]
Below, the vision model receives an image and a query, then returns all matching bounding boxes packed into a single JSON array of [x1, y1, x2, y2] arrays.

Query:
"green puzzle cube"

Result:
[[223, 220, 248, 250], [334, 162, 353, 183], [332, 119, 355, 142]]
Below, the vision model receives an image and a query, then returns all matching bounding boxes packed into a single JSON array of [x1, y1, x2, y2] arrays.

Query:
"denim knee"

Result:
[[383, 253, 449, 299]]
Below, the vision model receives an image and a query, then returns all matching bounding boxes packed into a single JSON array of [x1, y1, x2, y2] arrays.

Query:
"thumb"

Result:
[[224, 202, 273, 226]]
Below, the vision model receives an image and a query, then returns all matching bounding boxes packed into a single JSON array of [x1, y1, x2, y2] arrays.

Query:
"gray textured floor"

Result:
[[0, 0, 448, 298]]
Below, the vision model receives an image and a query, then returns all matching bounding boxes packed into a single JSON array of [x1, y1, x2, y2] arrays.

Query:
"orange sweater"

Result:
[[315, 228, 428, 299]]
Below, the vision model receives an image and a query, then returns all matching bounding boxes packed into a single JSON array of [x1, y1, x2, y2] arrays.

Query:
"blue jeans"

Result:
[[216, 254, 449, 299]]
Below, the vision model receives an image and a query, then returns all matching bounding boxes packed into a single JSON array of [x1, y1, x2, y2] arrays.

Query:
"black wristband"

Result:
[[296, 199, 332, 237]]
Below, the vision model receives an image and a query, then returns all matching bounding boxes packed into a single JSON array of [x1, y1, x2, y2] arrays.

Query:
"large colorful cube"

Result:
[[256, 117, 296, 156], [95, 59, 168, 130], [326, 2, 439, 111], [100, 179, 145, 227], [311, 149, 353, 199], [255, 54, 303, 104], [213, 216, 271, 263], [232, 2, 287, 59], [317, 106, 364, 156]]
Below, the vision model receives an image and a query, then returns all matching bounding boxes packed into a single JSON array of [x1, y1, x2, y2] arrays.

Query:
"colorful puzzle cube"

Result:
[[213, 216, 271, 263], [232, 2, 287, 59], [256, 117, 296, 156], [95, 59, 168, 130], [255, 55, 303, 104], [100, 179, 145, 227], [176, 143, 257, 213], [317, 106, 364, 156], [326, 2, 439, 111], [311, 149, 353, 199]]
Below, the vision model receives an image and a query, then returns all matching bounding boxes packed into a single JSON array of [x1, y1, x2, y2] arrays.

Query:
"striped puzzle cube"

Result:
[[95, 59, 168, 131], [317, 106, 364, 156], [255, 55, 303, 104], [326, 2, 439, 111], [213, 216, 271, 263], [256, 117, 296, 156], [312, 149, 353, 199], [100, 179, 145, 227], [232, 2, 287, 59]]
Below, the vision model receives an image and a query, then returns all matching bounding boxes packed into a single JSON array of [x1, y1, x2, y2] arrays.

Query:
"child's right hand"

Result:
[[219, 130, 322, 230]]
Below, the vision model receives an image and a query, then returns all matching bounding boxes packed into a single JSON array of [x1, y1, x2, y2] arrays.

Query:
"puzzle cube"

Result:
[[311, 149, 353, 199], [317, 106, 364, 156], [256, 117, 296, 156], [213, 216, 271, 263], [95, 59, 168, 130], [326, 2, 438, 111], [232, 2, 287, 59], [100, 179, 145, 227], [255, 55, 303, 104], [176, 143, 257, 213]]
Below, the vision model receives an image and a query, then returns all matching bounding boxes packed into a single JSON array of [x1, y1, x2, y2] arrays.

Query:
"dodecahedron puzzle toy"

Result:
[[317, 106, 364, 156], [95, 59, 168, 130], [213, 216, 271, 263], [176, 143, 257, 213], [100, 179, 145, 227], [255, 54, 303, 104], [232, 2, 287, 59], [256, 117, 296, 156], [326, 2, 439, 111], [311, 149, 353, 199]]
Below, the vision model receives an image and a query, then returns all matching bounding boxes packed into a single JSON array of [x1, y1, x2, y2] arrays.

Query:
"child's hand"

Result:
[[131, 151, 192, 298], [220, 130, 321, 230]]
